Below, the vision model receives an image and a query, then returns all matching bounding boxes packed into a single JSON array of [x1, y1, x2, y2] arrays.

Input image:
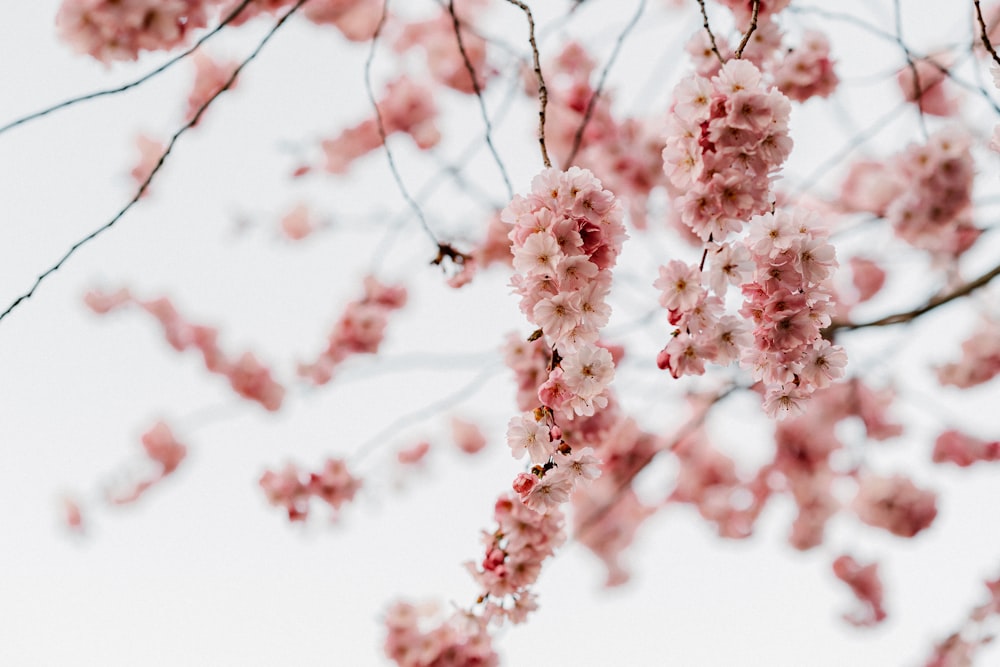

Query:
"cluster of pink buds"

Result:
[[466, 494, 564, 624], [258, 457, 361, 522]]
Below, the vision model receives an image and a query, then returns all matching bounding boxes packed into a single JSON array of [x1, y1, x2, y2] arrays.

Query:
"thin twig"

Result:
[[365, 0, 442, 250], [0, 0, 256, 137], [695, 0, 725, 65], [447, 0, 513, 199], [894, 0, 928, 140], [505, 0, 551, 168], [825, 262, 1000, 335], [975, 0, 1000, 68], [733, 0, 759, 59], [0, 0, 309, 325], [566, 0, 647, 166], [349, 362, 501, 466]]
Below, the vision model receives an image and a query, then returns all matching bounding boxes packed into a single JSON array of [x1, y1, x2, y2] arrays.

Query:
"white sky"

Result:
[[2, 1, 1000, 665]]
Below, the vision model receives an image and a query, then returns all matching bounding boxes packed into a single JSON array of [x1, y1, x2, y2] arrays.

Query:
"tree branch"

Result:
[[447, 0, 513, 199], [734, 0, 759, 60], [0, 0, 256, 138], [0, 0, 309, 325], [825, 261, 1000, 335], [695, 0, 725, 65], [505, 0, 551, 168]]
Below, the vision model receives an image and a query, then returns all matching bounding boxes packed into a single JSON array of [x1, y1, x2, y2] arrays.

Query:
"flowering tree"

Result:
[[3, 0, 1000, 664]]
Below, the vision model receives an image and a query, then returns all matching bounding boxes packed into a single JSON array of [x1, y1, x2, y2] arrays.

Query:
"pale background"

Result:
[[2, 1, 1000, 665]]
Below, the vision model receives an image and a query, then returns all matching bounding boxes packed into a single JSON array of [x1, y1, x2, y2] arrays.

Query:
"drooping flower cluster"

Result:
[[663, 59, 792, 241], [108, 421, 189, 504], [85, 289, 285, 411], [298, 276, 407, 385], [320, 77, 440, 175], [465, 494, 565, 623], [259, 458, 361, 522], [383, 600, 498, 667], [505, 166, 626, 418], [56, 0, 211, 62]]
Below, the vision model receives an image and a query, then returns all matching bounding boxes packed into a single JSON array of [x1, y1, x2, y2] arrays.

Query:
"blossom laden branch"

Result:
[[0, 0, 309, 325], [695, 0, 725, 65], [975, 0, 1000, 69]]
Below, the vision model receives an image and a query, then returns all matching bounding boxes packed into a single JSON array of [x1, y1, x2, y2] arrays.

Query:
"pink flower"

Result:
[[832, 555, 887, 627], [853, 474, 937, 538], [519, 471, 574, 513], [451, 417, 488, 455], [506, 415, 553, 464], [654, 260, 704, 312]]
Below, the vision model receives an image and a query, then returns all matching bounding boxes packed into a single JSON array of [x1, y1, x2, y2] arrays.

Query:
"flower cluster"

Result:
[[383, 600, 497, 667], [505, 166, 626, 418], [108, 421, 188, 505], [259, 458, 361, 522], [662, 59, 792, 241], [466, 494, 565, 623], [298, 276, 407, 385], [773, 30, 839, 103], [852, 473, 937, 538], [654, 208, 845, 418], [886, 128, 978, 256], [320, 77, 440, 174], [56, 0, 211, 62], [936, 317, 1000, 389], [85, 289, 285, 411]]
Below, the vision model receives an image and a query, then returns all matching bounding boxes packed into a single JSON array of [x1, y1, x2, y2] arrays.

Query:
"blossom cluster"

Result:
[[655, 208, 845, 418], [297, 276, 407, 385], [936, 317, 1000, 389], [258, 457, 361, 522], [505, 166, 626, 419], [56, 0, 212, 62], [662, 59, 792, 242], [85, 288, 285, 411], [832, 555, 887, 627], [383, 600, 497, 667], [465, 494, 565, 624], [108, 421, 188, 505], [320, 77, 440, 175]]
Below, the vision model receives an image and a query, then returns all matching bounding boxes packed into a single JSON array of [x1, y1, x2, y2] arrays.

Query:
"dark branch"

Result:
[[695, 0, 725, 65], [0, 0, 309, 324], [826, 261, 1000, 335], [505, 0, 551, 168], [733, 0, 760, 60], [0, 0, 256, 138]]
